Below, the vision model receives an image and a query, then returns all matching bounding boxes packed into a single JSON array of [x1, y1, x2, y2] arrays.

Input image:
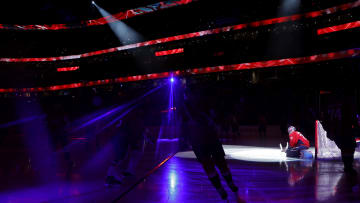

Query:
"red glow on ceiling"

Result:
[[317, 21, 360, 35], [0, 0, 196, 31], [0, 48, 358, 93], [320, 90, 331, 95], [155, 48, 184, 56], [213, 51, 224, 56], [0, 1, 359, 63], [57, 66, 80, 72]]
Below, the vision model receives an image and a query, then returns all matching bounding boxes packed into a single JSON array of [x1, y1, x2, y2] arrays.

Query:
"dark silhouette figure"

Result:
[[324, 89, 358, 176], [105, 106, 146, 186], [336, 92, 358, 175], [181, 87, 238, 200]]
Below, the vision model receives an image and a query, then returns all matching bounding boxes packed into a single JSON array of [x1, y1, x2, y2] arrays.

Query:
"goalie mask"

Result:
[[288, 126, 296, 134]]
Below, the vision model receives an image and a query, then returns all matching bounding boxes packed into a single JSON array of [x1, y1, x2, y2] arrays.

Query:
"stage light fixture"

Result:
[[170, 77, 175, 83]]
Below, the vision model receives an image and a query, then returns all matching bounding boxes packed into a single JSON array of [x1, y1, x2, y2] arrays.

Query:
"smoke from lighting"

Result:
[[93, 3, 143, 45]]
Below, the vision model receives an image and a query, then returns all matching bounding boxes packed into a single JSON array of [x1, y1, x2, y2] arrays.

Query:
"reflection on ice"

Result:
[[315, 162, 343, 201]]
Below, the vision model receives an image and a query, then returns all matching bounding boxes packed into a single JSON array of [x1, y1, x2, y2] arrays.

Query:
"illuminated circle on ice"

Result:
[[176, 145, 315, 162]]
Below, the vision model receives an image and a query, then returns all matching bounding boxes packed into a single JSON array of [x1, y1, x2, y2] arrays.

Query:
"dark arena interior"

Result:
[[0, 0, 360, 202]]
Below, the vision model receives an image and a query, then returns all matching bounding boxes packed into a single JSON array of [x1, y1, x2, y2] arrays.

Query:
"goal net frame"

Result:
[[315, 120, 360, 160]]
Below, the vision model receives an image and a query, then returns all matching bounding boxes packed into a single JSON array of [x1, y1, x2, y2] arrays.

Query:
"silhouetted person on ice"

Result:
[[181, 87, 238, 200], [335, 91, 358, 175], [322, 89, 358, 176], [105, 106, 146, 186]]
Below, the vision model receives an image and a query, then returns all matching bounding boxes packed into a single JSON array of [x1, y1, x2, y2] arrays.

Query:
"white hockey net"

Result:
[[316, 120, 360, 159], [315, 120, 342, 159]]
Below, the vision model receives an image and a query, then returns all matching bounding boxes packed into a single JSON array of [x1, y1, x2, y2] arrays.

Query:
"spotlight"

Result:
[[92, 1, 95, 5], [170, 77, 175, 83]]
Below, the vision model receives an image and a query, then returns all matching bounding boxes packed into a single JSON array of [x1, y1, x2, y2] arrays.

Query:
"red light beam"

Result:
[[1, 1, 359, 63], [155, 48, 184, 56], [0, 48, 358, 93], [57, 66, 80, 72], [317, 21, 360, 35]]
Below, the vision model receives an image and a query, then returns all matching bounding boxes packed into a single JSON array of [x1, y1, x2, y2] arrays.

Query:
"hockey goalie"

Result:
[[281, 126, 313, 159]]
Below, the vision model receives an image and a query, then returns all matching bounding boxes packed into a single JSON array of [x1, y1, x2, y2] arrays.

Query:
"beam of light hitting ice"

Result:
[[175, 145, 316, 162], [0, 115, 46, 128], [0, 48, 359, 93], [168, 77, 175, 125], [155, 124, 164, 158], [94, 3, 144, 45], [166, 158, 180, 199], [155, 81, 177, 158], [1, 1, 359, 63], [169, 170, 177, 192]]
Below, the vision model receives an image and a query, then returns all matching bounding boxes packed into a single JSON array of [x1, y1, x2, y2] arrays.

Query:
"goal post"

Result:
[[315, 120, 360, 159], [315, 120, 342, 160]]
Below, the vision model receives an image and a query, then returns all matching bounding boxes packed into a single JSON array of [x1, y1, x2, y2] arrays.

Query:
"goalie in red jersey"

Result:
[[281, 126, 311, 158]]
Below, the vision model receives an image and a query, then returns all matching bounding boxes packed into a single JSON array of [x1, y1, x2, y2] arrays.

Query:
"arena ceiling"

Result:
[[0, 0, 358, 91], [0, 0, 163, 24]]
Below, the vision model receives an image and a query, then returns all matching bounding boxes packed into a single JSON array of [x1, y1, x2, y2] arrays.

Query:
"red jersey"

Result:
[[289, 131, 310, 148]]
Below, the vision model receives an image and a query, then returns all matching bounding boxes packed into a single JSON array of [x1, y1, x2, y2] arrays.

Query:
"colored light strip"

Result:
[[315, 120, 319, 158], [317, 20, 360, 35], [0, 48, 358, 93], [155, 48, 184, 56], [113, 153, 176, 201], [57, 66, 80, 72], [0, 1, 359, 63], [0, 0, 196, 31]]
